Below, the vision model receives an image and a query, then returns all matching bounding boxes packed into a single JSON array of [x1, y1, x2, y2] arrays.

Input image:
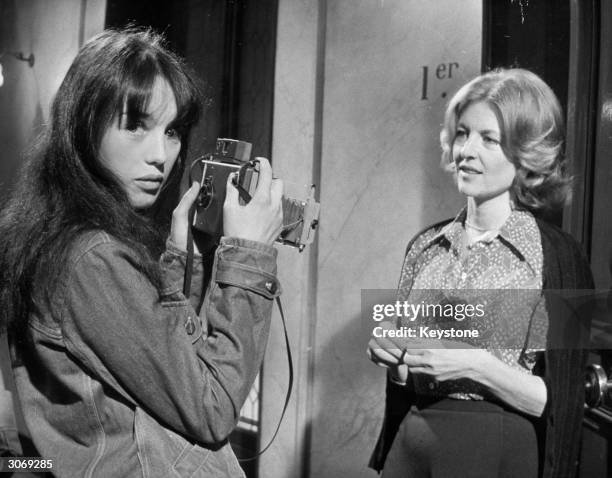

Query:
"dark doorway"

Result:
[[106, 0, 278, 160], [482, 0, 570, 114], [482, 0, 571, 227]]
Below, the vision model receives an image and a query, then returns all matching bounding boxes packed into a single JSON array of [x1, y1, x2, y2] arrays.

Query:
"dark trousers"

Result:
[[382, 398, 538, 478]]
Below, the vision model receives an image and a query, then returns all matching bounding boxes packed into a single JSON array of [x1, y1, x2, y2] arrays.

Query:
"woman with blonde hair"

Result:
[[368, 68, 592, 478]]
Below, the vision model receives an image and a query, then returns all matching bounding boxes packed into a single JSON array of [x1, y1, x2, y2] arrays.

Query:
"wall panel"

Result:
[[265, 1, 482, 476]]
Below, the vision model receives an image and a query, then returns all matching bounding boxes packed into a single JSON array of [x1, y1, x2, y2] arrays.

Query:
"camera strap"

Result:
[[182, 204, 293, 462], [183, 205, 196, 299], [238, 295, 293, 462], [234, 161, 256, 204]]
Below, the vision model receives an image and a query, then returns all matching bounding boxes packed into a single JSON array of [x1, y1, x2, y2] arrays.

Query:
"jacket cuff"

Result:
[[164, 239, 203, 260], [215, 237, 281, 299], [159, 239, 204, 295]]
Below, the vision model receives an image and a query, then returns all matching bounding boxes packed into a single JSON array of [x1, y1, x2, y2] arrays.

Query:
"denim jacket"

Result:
[[10, 232, 280, 477]]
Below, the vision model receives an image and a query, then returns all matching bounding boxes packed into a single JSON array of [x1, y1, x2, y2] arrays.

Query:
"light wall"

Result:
[[262, 1, 482, 477], [0, 0, 106, 421], [0, 0, 106, 205]]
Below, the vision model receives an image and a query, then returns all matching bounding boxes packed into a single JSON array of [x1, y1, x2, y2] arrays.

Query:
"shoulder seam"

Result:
[[404, 218, 453, 258], [70, 231, 115, 266]]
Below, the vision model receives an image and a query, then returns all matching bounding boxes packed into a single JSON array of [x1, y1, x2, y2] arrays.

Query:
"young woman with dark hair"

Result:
[[368, 69, 592, 478], [0, 28, 283, 477]]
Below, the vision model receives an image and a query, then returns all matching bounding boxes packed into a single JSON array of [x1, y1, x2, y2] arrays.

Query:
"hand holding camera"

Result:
[[170, 158, 282, 252], [189, 139, 320, 251], [223, 157, 284, 245]]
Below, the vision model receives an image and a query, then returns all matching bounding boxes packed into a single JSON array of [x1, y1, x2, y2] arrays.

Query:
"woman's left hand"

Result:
[[399, 345, 488, 382], [368, 322, 547, 416]]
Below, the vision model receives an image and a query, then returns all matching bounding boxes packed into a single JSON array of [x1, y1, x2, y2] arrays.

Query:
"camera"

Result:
[[190, 138, 320, 251]]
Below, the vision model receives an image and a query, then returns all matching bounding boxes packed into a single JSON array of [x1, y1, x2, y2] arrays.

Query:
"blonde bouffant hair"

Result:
[[440, 68, 570, 212]]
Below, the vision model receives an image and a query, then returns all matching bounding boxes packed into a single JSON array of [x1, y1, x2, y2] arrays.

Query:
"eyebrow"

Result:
[[121, 110, 150, 119], [121, 111, 181, 127], [119, 104, 182, 132], [456, 123, 500, 136]]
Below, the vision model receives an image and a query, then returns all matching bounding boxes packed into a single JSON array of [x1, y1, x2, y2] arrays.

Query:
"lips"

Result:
[[135, 175, 164, 192], [457, 164, 482, 174], [137, 174, 164, 182]]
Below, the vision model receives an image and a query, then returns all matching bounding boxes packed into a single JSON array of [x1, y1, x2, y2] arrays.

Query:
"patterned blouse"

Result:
[[398, 208, 548, 399]]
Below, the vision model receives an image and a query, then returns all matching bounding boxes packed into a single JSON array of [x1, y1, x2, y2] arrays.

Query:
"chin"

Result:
[[456, 182, 476, 197], [129, 195, 158, 211]]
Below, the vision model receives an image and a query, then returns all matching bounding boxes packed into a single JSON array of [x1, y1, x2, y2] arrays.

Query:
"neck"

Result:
[[465, 193, 512, 231]]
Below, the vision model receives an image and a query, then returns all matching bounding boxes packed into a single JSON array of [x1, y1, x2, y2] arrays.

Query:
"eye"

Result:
[[123, 118, 146, 134], [483, 135, 500, 146], [165, 128, 179, 139], [454, 128, 467, 142]]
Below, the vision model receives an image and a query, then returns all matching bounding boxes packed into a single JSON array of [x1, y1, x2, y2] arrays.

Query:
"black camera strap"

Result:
[[238, 295, 293, 462], [234, 182, 253, 204], [182, 204, 293, 463], [234, 160, 257, 204], [183, 204, 196, 299]]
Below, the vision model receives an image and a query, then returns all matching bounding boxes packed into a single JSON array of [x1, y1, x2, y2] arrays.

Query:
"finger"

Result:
[[383, 335, 411, 351], [224, 172, 239, 206], [371, 346, 404, 364], [402, 353, 430, 368], [367, 338, 380, 354], [175, 182, 200, 217], [253, 157, 272, 201], [368, 339, 401, 364], [403, 355, 425, 368], [270, 178, 283, 206], [372, 332, 414, 357], [370, 347, 401, 366], [367, 350, 390, 368], [371, 335, 403, 356]]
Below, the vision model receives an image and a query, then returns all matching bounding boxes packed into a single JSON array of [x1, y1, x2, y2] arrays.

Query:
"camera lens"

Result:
[[197, 177, 214, 209]]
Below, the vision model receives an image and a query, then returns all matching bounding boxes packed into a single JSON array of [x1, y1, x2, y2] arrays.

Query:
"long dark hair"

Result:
[[0, 28, 203, 337]]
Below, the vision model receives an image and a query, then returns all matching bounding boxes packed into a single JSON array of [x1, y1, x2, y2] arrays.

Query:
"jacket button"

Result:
[[265, 281, 276, 293], [185, 316, 196, 335]]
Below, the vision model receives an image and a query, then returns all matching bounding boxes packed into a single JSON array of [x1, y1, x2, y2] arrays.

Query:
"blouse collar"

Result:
[[426, 207, 541, 269]]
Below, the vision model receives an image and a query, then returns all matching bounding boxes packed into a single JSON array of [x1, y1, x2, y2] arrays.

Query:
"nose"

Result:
[[458, 134, 477, 160], [145, 132, 168, 169]]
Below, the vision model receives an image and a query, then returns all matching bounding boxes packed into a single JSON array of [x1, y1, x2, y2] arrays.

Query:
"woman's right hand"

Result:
[[223, 157, 283, 245]]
